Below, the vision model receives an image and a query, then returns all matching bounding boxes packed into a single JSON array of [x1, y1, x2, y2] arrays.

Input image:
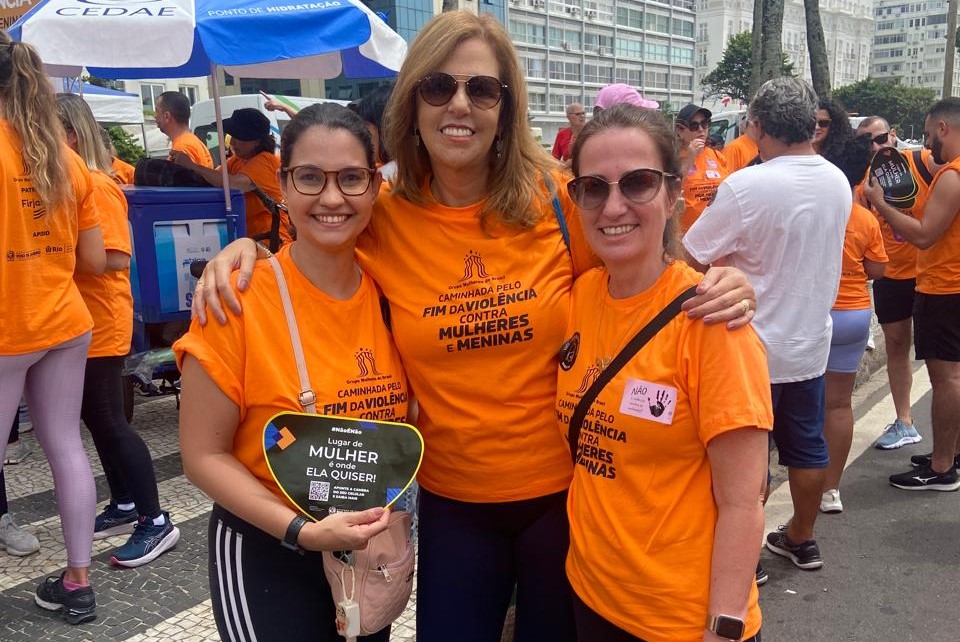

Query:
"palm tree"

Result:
[[804, 0, 832, 97], [758, 0, 785, 86]]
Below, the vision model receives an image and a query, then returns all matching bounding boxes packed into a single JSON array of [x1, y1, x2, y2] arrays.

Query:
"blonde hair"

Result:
[[383, 10, 559, 230], [56, 93, 112, 173], [0, 33, 71, 211]]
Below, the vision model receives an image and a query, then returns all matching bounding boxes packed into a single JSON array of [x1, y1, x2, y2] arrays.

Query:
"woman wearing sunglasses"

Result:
[[812, 98, 852, 160], [560, 103, 771, 642], [175, 103, 400, 641], [192, 12, 755, 641], [674, 103, 729, 232]]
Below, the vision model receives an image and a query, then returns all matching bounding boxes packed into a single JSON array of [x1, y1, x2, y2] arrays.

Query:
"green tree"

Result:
[[702, 32, 794, 103], [107, 126, 146, 164], [834, 78, 937, 140]]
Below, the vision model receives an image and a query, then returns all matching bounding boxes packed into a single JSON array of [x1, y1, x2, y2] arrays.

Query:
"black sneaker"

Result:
[[889, 463, 960, 491], [910, 452, 960, 470], [755, 561, 768, 586], [35, 573, 97, 625], [765, 530, 823, 570]]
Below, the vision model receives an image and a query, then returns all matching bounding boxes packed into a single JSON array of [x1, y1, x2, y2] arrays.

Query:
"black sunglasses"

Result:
[[683, 119, 710, 131], [816, 119, 832, 129], [870, 132, 891, 146], [417, 72, 507, 110], [567, 168, 678, 210], [282, 166, 376, 196]]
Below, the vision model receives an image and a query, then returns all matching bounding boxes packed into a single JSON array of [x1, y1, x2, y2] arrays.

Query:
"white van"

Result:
[[191, 93, 349, 160], [708, 109, 747, 146]]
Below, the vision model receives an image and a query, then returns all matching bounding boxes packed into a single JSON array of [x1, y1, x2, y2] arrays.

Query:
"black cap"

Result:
[[222, 108, 270, 141], [676, 104, 712, 125]]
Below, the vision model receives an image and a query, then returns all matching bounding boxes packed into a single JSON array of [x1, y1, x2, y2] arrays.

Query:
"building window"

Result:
[[223, 72, 234, 87], [179, 85, 199, 105], [529, 91, 547, 111], [141, 83, 166, 111]]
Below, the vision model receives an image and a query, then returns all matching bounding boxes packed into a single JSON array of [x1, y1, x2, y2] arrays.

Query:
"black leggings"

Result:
[[208, 504, 390, 642], [81, 356, 161, 519], [573, 592, 761, 642]]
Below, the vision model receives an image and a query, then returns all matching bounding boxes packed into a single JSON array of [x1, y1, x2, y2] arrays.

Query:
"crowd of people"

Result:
[[2, 8, 959, 641]]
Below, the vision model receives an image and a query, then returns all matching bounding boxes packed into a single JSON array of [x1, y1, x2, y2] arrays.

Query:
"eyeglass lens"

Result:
[[568, 169, 669, 209], [288, 166, 373, 196], [816, 119, 832, 128], [872, 132, 890, 145], [418, 72, 505, 110]]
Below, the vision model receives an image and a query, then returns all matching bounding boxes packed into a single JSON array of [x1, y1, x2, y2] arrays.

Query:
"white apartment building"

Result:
[[508, 0, 697, 145], [694, 0, 874, 108], [872, 0, 960, 98]]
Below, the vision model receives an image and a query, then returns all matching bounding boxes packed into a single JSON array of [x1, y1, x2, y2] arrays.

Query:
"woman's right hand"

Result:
[[193, 237, 260, 325], [299, 507, 392, 552]]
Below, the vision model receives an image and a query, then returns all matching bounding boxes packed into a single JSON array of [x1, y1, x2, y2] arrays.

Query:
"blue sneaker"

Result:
[[93, 503, 137, 540], [875, 419, 922, 450], [110, 512, 180, 568]]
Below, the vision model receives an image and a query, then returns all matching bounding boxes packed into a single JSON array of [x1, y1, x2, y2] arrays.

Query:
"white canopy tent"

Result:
[[52, 78, 145, 126]]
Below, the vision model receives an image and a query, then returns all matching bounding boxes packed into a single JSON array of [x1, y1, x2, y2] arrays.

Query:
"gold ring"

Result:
[[740, 299, 750, 315]]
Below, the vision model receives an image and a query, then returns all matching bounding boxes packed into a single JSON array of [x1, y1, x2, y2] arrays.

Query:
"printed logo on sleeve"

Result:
[[620, 377, 677, 425]]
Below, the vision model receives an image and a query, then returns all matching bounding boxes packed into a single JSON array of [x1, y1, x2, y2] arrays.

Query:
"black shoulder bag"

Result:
[[248, 185, 286, 253], [568, 286, 698, 464]]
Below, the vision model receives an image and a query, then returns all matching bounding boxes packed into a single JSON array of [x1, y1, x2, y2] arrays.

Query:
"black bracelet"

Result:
[[281, 515, 308, 553]]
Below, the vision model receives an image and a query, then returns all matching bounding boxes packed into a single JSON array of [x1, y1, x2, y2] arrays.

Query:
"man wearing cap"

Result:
[[156, 91, 213, 168], [863, 99, 960, 492], [723, 114, 760, 173], [684, 78, 852, 574], [551, 103, 586, 164], [172, 108, 290, 248], [675, 103, 728, 232], [856, 116, 943, 450]]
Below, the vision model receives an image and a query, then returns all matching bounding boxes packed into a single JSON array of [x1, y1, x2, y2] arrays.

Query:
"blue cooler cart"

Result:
[[122, 187, 245, 420]]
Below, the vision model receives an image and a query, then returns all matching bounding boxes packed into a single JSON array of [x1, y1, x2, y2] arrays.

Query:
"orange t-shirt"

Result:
[[721, 134, 758, 174], [916, 157, 960, 294], [226, 152, 292, 245], [356, 174, 598, 502], [834, 203, 888, 310], [75, 171, 133, 358], [112, 157, 135, 185], [173, 245, 409, 510], [556, 261, 771, 642], [680, 147, 728, 232], [0, 130, 98, 355], [170, 132, 214, 168]]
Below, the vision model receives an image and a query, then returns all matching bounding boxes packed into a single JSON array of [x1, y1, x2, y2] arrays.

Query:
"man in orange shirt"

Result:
[[723, 114, 760, 173], [856, 116, 941, 450], [155, 91, 213, 168], [864, 98, 960, 491]]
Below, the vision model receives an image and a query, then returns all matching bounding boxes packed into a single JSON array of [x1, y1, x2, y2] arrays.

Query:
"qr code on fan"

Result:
[[309, 480, 330, 502]]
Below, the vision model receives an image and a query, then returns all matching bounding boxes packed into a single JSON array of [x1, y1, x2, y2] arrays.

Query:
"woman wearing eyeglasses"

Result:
[[675, 104, 729, 232], [559, 103, 771, 642], [175, 103, 401, 641], [192, 12, 756, 641]]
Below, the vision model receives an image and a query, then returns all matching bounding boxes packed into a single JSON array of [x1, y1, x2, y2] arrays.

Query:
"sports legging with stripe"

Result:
[[208, 504, 390, 642], [0, 333, 97, 567]]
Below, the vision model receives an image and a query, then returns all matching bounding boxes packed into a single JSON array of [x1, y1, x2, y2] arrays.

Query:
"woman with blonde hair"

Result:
[[56, 93, 180, 568], [194, 11, 755, 640], [0, 33, 105, 624]]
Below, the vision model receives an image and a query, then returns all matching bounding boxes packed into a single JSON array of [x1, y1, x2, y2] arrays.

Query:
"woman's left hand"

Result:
[[682, 266, 756, 329]]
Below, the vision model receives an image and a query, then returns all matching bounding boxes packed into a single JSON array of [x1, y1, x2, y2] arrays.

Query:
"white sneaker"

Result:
[[820, 489, 843, 513], [3, 440, 31, 465], [0, 513, 40, 556]]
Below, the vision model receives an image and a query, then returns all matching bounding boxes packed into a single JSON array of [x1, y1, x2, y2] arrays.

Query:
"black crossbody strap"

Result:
[[912, 149, 934, 187], [568, 285, 698, 464]]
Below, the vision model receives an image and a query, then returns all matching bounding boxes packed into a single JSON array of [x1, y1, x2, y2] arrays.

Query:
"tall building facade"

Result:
[[694, 0, 874, 108], [510, 0, 696, 144], [871, 0, 960, 98]]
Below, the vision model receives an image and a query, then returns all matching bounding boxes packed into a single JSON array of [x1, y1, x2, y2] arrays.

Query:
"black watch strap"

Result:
[[281, 515, 308, 552]]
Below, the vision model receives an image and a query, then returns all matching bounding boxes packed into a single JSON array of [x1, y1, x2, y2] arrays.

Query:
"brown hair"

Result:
[[383, 10, 559, 230], [571, 104, 683, 259], [0, 33, 71, 212], [57, 93, 112, 173]]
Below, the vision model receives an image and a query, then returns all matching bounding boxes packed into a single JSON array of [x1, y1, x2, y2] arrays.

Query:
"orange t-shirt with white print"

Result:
[[226, 152, 292, 245], [680, 147, 728, 232], [721, 134, 758, 174], [834, 203, 888, 310], [916, 157, 960, 294], [170, 132, 214, 168], [0, 131, 98, 355], [112, 157, 135, 185], [556, 261, 772, 642], [75, 171, 133, 357], [356, 172, 599, 503], [173, 245, 409, 510]]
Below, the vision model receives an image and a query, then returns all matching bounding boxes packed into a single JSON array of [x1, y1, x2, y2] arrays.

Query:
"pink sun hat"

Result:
[[594, 84, 660, 110]]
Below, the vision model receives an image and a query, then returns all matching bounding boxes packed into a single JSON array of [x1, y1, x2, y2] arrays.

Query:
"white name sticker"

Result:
[[705, 170, 722, 179], [620, 378, 678, 425]]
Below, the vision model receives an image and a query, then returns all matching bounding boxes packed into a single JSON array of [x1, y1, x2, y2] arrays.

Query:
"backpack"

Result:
[[133, 158, 210, 188]]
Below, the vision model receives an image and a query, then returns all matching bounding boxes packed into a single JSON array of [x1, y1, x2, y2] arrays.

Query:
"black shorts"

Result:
[[913, 292, 960, 361], [873, 277, 916, 325]]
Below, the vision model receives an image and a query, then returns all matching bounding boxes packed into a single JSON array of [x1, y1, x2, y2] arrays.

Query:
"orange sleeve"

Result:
[[90, 172, 130, 254], [863, 210, 888, 264], [67, 149, 100, 231]]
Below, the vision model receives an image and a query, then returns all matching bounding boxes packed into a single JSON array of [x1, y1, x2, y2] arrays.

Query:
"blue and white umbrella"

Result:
[[9, 0, 407, 79]]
